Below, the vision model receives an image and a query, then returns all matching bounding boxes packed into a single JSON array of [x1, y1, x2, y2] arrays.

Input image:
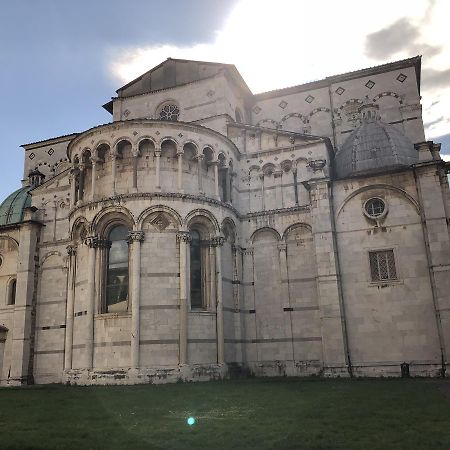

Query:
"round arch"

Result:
[[184, 209, 220, 235], [336, 184, 420, 217], [250, 227, 281, 243], [137, 205, 182, 229], [92, 206, 135, 236]]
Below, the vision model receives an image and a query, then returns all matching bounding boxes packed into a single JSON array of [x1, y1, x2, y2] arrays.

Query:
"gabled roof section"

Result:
[[115, 57, 253, 99]]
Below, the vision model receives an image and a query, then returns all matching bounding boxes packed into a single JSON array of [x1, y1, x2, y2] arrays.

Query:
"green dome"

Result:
[[0, 186, 32, 226]]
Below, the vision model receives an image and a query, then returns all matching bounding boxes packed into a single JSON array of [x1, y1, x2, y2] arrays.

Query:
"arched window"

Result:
[[235, 108, 243, 123], [105, 225, 129, 313], [190, 229, 203, 309], [7, 279, 16, 305]]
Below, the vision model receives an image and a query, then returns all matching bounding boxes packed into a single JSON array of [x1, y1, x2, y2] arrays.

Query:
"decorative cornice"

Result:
[[69, 192, 239, 220]]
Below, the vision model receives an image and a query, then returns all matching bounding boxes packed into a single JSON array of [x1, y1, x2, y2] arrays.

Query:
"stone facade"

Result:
[[0, 56, 449, 386]]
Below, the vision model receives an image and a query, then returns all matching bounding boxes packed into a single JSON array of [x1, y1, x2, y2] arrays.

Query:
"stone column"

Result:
[[84, 235, 98, 369], [78, 163, 85, 203], [260, 173, 265, 210], [132, 147, 139, 192], [64, 245, 77, 370], [111, 155, 117, 195], [128, 231, 145, 368], [91, 158, 97, 201], [212, 161, 220, 199], [69, 172, 77, 207], [197, 154, 204, 194], [212, 236, 225, 364], [177, 231, 191, 364], [177, 150, 184, 192], [155, 148, 161, 191], [225, 168, 231, 203]]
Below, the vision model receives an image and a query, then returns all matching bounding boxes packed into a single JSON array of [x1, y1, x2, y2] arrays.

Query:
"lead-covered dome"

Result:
[[334, 100, 418, 179], [0, 186, 32, 226]]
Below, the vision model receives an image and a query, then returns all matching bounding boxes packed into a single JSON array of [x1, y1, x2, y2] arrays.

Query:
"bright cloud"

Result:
[[111, 0, 450, 142]]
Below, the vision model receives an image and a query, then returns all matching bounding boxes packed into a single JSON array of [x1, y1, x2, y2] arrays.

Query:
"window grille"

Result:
[[369, 250, 397, 281], [159, 104, 180, 121], [365, 198, 385, 218]]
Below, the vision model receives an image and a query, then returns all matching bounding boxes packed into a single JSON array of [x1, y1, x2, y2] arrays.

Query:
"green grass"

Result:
[[1, 378, 450, 449]]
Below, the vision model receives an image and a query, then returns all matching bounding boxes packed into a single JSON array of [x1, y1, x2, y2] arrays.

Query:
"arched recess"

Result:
[[70, 217, 89, 243], [372, 92, 403, 123], [248, 165, 262, 212], [309, 108, 332, 136], [185, 209, 219, 236], [262, 163, 278, 211], [200, 146, 215, 194], [252, 227, 286, 360], [135, 138, 156, 191], [138, 205, 182, 230], [92, 206, 135, 236], [280, 113, 308, 133], [182, 142, 198, 192], [256, 119, 279, 129], [283, 223, 321, 361], [160, 138, 178, 191], [280, 160, 295, 208], [336, 184, 420, 218]]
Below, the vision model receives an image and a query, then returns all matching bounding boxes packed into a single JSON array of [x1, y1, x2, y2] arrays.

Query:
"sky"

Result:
[[1, 0, 449, 201]]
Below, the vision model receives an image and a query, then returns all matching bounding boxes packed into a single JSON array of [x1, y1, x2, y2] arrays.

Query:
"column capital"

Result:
[[66, 245, 77, 256], [176, 231, 192, 243], [242, 247, 254, 255], [154, 149, 161, 157], [84, 236, 99, 248], [176, 150, 184, 156], [127, 231, 145, 243], [196, 154, 204, 161], [278, 242, 287, 252], [211, 236, 225, 247]]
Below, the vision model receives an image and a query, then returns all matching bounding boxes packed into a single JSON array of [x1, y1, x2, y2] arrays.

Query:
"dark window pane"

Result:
[[190, 229, 203, 309], [106, 225, 129, 312]]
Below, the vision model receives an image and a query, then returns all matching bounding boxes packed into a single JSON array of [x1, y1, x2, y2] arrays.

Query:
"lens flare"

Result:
[[187, 416, 196, 426]]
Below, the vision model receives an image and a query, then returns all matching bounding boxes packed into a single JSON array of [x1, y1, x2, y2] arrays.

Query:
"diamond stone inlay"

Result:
[[47, 148, 54, 155], [29, 153, 35, 160], [365, 80, 375, 89], [335, 87, 345, 95], [123, 109, 130, 117], [278, 100, 288, 109], [396, 73, 407, 83], [253, 106, 261, 114], [305, 95, 314, 103]]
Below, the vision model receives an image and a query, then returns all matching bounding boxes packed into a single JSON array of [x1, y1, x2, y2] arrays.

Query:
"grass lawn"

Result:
[[1, 378, 450, 450]]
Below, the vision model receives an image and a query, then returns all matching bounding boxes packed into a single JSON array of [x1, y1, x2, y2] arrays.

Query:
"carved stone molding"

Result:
[[127, 231, 145, 243], [66, 245, 77, 256], [211, 236, 225, 247], [277, 243, 287, 252], [84, 236, 99, 248], [176, 231, 192, 244], [242, 247, 254, 256]]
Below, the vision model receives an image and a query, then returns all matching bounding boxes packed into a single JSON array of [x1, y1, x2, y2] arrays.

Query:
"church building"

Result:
[[0, 56, 449, 385]]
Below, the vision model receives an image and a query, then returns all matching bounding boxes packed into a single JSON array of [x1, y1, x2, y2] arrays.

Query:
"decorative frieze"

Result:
[[127, 231, 145, 243]]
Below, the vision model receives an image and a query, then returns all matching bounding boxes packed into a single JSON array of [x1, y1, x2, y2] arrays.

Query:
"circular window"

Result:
[[364, 198, 386, 219], [159, 104, 180, 121]]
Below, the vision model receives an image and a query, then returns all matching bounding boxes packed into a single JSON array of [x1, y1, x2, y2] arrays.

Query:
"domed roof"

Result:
[[334, 102, 418, 179], [0, 186, 32, 227]]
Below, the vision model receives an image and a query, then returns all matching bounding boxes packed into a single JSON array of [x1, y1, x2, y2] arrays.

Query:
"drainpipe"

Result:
[[328, 181, 353, 377]]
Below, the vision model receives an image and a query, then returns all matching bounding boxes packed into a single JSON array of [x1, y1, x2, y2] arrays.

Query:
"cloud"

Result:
[[110, 0, 450, 141], [365, 18, 420, 60], [422, 68, 450, 89]]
